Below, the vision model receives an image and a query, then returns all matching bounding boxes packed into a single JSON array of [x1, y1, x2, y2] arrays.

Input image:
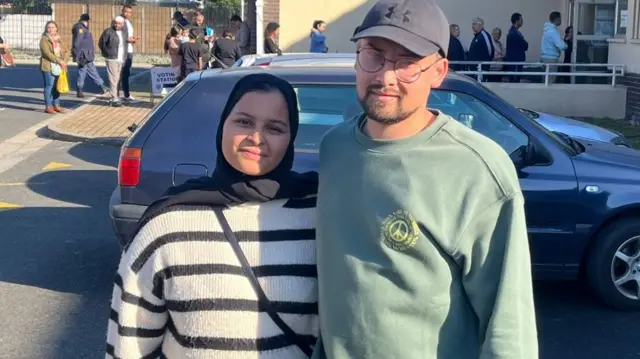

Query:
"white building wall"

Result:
[[0, 14, 52, 51]]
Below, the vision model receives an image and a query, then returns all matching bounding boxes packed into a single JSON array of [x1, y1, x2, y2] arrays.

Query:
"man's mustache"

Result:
[[366, 84, 401, 97]]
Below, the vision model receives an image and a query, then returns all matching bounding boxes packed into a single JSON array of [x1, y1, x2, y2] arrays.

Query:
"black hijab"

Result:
[[134, 73, 318, 235]]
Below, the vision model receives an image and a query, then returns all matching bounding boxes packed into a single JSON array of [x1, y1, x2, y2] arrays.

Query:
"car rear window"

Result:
[[292, 85, 360, 152]]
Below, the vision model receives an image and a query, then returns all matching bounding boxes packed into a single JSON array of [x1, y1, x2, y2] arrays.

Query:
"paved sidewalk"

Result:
[[44, 93, 156, 146]]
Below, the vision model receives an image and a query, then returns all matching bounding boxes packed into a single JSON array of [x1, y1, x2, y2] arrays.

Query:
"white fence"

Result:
[[450, 61, 625, 87], [0, 14, 52, 51]]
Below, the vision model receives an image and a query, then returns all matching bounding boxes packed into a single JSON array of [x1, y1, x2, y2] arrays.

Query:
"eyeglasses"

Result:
[[356, 48, 434, 83]]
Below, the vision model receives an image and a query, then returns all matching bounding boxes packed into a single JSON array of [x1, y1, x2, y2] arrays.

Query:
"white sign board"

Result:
[[620, 10, 628, 28], [150, 67, 177, 95]]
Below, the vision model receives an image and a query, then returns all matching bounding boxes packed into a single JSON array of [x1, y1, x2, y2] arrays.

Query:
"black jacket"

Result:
[[264, 38, 282, 55], [98, 27, 122, 60], [505, 25, 528, 62], [447, 35, 465, 71], [468, 29, 494, 62], [72, 22, 95, 64], [212, 37, 241, 68]]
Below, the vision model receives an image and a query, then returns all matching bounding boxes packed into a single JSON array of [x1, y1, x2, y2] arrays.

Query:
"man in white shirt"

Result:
[[98, 16, 126, 107], [120, 5, 139, 103]]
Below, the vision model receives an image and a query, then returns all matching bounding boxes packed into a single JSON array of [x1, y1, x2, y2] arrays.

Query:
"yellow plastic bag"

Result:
[[56, 68, 70, 94]]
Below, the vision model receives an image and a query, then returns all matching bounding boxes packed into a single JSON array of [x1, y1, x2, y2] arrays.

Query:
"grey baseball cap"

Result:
[[351, 0, 450, 57]]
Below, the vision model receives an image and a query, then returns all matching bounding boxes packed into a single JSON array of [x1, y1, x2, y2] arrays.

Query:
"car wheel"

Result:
[[585, 217, 640, 311]]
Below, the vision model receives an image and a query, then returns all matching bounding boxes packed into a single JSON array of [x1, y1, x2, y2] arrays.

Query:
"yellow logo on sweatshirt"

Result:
[[381, 209, 419, 251]]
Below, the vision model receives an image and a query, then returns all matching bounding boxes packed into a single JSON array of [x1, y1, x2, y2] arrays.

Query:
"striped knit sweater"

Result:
[[106, 197, 318, 359]]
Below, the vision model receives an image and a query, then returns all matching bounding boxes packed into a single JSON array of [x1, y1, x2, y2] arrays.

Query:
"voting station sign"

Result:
[[150, 67, 177, 95]]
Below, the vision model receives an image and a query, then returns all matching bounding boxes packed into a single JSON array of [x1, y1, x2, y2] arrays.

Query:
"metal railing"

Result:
[[449, 61, 625, 87]]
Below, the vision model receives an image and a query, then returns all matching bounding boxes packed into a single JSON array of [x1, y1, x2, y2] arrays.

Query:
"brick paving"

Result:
[[49, 94, 155, 142]]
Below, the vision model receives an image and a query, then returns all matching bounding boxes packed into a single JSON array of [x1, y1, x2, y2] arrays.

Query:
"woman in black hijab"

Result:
[[106, 74, 319, 358]]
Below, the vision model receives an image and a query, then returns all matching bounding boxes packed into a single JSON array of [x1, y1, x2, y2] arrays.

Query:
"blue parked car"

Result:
[[111, 66, 640, 311]]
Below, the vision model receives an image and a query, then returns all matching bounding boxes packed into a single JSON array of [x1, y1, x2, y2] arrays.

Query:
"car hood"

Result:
[[535, 111, 619, 143], [577, 139, 640, 168]]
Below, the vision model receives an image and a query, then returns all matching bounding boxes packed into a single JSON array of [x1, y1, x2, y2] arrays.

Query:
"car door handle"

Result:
[[173, 164, 208, 186]]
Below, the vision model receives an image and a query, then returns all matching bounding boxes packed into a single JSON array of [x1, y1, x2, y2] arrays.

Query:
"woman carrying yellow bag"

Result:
[[57, 68, 70, 94], [39, 20, 69, 114]]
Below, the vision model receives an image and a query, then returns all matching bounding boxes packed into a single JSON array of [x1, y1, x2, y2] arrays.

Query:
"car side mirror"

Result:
[[458, 113, 474, 128]]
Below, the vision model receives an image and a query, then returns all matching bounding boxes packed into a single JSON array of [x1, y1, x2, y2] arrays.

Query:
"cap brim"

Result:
[[351, 25, 440, 57]]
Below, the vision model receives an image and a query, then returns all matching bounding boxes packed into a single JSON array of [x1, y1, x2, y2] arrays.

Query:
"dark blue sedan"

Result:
[[111, 66, 640, 310]]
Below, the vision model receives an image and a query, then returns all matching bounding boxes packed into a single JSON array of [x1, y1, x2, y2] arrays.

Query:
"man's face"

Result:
[[472, 21, 483, 33], [122, 7, 132, 19], [355, 37, 447, 125], [518, 17, 524, 27], [195, 14, 204, 26], [231, 20, 240, 29], [554, 16, 562, 26], [115, 20, 124, 30], [450, 26, 460, 38]]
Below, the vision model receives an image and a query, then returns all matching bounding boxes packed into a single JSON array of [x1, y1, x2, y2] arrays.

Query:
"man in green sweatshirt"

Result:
[[313, 0, 538, 358]]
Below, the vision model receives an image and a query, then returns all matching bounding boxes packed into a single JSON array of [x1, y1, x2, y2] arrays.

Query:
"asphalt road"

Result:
[[0, 64, 147, 141]]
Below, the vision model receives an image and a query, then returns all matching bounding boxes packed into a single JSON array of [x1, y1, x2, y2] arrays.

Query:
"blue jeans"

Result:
[[42, 70, 60, 107], [77, 61, 104, 90]]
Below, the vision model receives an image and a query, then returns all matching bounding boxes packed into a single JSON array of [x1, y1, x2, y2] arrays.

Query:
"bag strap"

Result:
[[213, 208, 314, 357]]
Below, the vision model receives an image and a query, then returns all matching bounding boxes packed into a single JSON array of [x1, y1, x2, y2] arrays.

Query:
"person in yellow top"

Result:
[[39, 20, 69, 114]]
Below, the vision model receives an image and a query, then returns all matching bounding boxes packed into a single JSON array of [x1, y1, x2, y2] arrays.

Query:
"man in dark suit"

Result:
[[447, 24, 466, 72], [468, 17, 494, 80], [505, 13, 528, 83]]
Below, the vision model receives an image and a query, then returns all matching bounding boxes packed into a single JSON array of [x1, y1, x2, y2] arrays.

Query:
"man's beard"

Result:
[[359, 86, 415, 125]]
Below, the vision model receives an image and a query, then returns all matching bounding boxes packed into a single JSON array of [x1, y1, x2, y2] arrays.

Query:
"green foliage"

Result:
[[12, 0, 51, 14], [205, 0, 240, 14]]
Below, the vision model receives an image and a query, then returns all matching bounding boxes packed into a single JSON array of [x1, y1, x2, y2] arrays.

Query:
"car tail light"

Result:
[[118, 147, 142, 187]]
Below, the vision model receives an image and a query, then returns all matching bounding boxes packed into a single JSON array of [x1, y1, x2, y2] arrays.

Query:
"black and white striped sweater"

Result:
[[106, 197, 318, 359]]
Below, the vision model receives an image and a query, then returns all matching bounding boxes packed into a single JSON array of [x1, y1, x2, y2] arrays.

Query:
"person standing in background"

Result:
[[506, 12, 528, 83], [310, 20, 328, 53], [468, 17, 494, 80], [447, 24, 466, 72], [211, 29, 242, 68], [99, 16, 126, 107], [540, 11, 567, 84], [39, 21, 68, 114], [178, 28, 203, 81], [120, 5, 139, 104], [230, 14, 250, 55], [489, 27, 505, 82], [264, 22, 282, 55], [165, 27, 181, 78], [192, 10, 214, 69], [72, 13, 108, 98]]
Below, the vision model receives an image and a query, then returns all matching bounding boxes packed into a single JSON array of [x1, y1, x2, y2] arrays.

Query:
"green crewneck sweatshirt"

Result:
[[313, 111, 538, 359]]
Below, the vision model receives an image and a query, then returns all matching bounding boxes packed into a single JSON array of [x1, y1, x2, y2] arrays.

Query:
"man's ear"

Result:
[[431, 58, 449, 88]]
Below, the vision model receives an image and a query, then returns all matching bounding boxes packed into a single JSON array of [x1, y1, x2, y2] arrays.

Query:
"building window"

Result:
[[615, 0, 628, 35]]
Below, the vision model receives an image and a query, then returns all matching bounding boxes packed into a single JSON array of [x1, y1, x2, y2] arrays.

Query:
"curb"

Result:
[[40, 100, 127, 147]]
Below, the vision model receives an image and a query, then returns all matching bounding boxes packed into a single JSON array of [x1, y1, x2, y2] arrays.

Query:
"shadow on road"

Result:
[[0, 92, 84, 112], [0, 143, 121, 357], [67, 142, 119, 169]]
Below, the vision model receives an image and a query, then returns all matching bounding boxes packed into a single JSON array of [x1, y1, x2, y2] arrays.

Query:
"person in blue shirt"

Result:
[[310, 20, 328, 53], [72, 13, 108, 98], [540, 11, 567, 83], [506, 12, 528, 83]]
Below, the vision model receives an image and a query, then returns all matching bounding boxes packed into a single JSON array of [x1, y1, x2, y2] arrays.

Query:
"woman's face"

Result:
[[274, 28, 280, 37], [318, 23, 326, 32], [47, 23, 57, 36], [492, 29, 501, 41], [221, 91, 291, 176]]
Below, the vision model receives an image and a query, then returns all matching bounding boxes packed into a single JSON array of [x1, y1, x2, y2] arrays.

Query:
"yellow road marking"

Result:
[[42, 162, 72, 171], [0, 201, 21, 209]]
